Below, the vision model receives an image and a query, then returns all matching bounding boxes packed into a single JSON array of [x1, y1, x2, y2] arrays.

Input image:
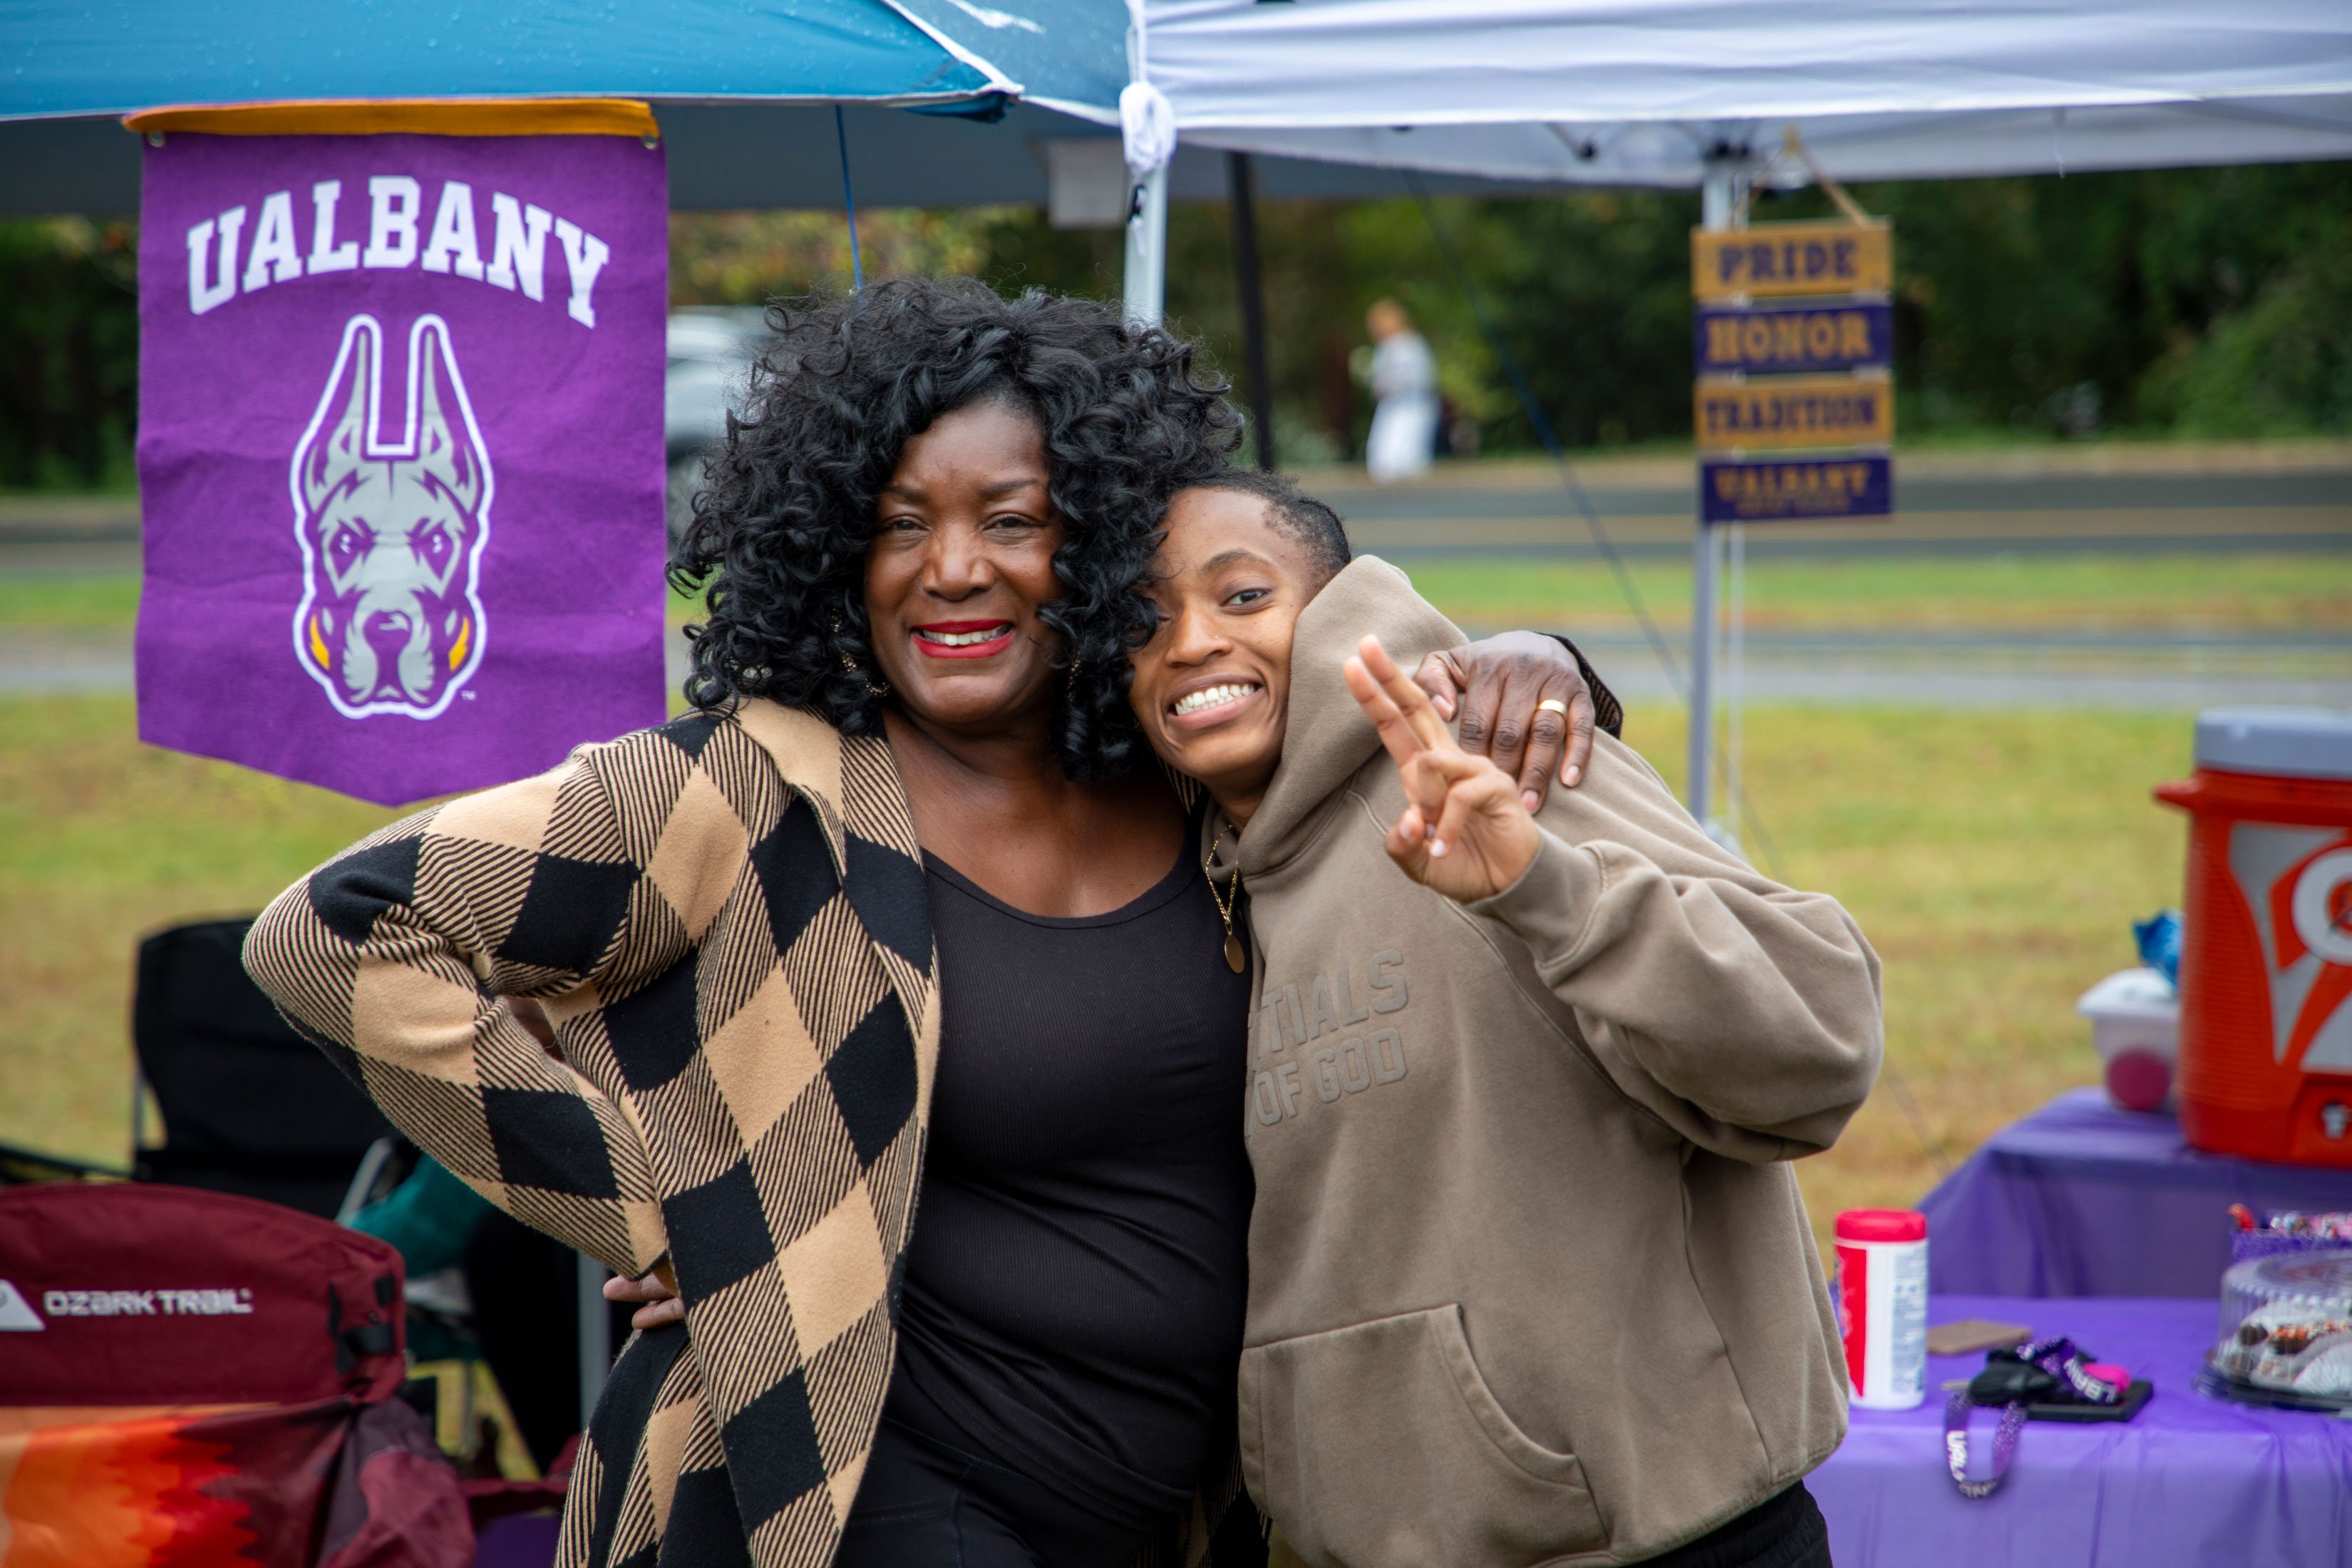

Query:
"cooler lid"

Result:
[[2194, 707, 2352, 782]]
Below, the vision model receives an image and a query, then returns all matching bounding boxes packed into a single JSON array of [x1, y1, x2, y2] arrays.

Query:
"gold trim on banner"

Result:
[[123, 99, 659, 141]]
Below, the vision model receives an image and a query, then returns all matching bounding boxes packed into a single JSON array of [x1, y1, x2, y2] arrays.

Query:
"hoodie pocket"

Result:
[[1239, 1306, 1604, 1568]]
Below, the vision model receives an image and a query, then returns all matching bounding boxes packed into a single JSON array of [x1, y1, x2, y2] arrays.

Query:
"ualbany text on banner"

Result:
[[1701, 455, 1892, 524]]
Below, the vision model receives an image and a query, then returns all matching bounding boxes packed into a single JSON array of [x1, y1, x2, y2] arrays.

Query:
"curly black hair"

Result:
[[671, 279, 1241, 778]]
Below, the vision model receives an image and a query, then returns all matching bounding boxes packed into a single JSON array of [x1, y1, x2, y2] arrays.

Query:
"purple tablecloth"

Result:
[[475, 1511, 559, 1568], [460, 1294, 2352, 1568], [1811, 1294, 2352, 1567], [1917, 1088, 2352, 1297]]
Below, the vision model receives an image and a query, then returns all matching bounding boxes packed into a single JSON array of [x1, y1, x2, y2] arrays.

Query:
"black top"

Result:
[[884, 827, 1253, 1537]]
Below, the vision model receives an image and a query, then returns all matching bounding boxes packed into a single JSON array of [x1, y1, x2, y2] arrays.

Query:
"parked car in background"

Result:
[[665, 306, 771, 542]]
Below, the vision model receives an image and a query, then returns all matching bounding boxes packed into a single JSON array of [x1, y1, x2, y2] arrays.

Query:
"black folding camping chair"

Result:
[[129, 916, 621, 1467], [131, 917, 393, 1217]]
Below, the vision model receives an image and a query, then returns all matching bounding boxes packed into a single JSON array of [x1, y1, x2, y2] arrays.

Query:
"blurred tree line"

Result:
[[5, 161, 2348, 486], [0, 217, 138, 489]]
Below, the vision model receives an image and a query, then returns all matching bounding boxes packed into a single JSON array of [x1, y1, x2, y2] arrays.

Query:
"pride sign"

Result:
[[1691, 221, 1892, 301], [135, 103, 669, 805]]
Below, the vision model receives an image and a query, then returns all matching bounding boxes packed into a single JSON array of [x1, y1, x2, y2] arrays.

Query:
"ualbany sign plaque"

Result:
[[1691, 215, 1893, 525]]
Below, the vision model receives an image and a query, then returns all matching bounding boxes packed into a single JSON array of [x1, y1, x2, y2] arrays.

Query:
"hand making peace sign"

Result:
[[1343, 634, 1544, 904]]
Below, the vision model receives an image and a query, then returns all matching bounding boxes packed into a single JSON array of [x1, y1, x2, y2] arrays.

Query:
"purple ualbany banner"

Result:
[[137, 127, 668, 805], [1701, 454, 1894, 525]]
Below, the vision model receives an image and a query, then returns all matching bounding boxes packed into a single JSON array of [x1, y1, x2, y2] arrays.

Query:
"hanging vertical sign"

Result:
[[1691, 216, 1894, 525], [133, 100, 669, 805]]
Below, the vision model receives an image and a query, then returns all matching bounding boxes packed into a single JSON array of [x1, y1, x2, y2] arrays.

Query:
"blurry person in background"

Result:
[[1361, 299, 1439, 483]]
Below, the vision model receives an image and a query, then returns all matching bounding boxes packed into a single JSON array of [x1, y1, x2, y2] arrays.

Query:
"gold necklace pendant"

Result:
[[1206, 822, 1244, 974]]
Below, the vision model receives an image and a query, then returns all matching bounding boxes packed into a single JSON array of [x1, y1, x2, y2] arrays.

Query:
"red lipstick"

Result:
[[911, 620, 1016, 659]]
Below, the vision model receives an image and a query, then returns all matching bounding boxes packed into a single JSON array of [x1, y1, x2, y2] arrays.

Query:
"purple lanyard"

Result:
[[1944, 1337, 2121, 1498], [1943, 1396, 2027, 1499], [2018, 1336, 2124, 1403]]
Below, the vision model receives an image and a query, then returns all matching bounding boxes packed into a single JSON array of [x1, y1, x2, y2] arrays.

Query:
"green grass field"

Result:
[[14, 550, 2352, 638], [1407, 551, 2352, 634], [0, 572, 143, 631], [0, 549, 2299, 1249]]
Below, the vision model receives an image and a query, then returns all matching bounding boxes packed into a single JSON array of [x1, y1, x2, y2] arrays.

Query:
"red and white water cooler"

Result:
[[2156, 708, 2352, 1166]]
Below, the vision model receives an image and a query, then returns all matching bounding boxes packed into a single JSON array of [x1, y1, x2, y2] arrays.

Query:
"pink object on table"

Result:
[[2105, 1048, 2174, 1114]]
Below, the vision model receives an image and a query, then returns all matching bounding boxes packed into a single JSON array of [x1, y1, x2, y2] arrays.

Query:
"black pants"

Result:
[[833, 1416, 1152, 1568], [1640, 1480, 1832, 1568]]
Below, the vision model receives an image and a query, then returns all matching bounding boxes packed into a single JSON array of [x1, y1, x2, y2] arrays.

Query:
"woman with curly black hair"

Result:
[[672, 278, 1226, 781], [249, 279, 1604, 1568]]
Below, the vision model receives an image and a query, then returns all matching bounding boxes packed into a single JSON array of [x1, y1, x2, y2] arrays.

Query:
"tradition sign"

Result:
[[134, 103, 669, 804], [1693, 301, 1891, 376], [1691, 220, 1892, 301], [1693, 374, 1894, 453]]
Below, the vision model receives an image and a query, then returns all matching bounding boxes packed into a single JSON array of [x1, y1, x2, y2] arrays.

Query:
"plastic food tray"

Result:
[[2206, 1248, 2352, 1412]]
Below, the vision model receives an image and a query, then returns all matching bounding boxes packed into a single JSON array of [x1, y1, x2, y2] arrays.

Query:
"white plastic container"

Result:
[[2078, 966, 2180, 1113], [1835, 1209, 1928, 1410]]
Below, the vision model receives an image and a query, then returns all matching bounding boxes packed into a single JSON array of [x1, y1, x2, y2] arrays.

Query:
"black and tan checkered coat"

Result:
[[245, 700, 1250, 1568]]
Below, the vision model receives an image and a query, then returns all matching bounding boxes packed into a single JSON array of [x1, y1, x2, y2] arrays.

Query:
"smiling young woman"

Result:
[[247, 279, 1612, 1568]]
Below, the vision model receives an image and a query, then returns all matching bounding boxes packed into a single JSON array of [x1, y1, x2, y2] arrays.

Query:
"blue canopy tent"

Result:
[[1, 0, 1023, 207], [0, 0, 1523, 217]]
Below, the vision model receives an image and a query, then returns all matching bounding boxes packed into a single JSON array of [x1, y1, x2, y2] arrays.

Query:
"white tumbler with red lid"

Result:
[[1835, 1208, 1928, 1409]]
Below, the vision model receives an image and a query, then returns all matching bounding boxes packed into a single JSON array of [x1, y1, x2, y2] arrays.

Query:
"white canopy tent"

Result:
[[1108, 0, 2352, 840], [1137, 0, 2352, 187]]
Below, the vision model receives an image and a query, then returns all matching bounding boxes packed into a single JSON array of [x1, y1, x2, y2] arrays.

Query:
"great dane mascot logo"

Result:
[[290, 314, 491, 718]]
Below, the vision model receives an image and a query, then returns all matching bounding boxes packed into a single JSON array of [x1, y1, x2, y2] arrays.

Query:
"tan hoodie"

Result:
[[1216, 557, 1882, 1567]]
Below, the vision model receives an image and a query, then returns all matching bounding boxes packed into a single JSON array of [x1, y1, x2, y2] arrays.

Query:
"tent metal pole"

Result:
[[1227, 151, 1276, 469], [1687, 507, 1719, 827], [1123, 163, 1169, 328], [1687, 161, 1740, 830]]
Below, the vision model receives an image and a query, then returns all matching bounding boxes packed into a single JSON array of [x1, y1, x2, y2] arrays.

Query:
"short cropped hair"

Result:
[[1180, 469, 1351, 587]]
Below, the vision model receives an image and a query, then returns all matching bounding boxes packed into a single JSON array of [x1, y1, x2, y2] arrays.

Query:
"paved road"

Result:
[[1306, 450, 2352, 560], [7, 448, 2349, 705], [1487, 629, 2352, 709]]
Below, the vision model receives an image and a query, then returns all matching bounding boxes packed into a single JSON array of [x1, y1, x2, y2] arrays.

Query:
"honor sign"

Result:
[[1690, 219, 1894, 525]]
